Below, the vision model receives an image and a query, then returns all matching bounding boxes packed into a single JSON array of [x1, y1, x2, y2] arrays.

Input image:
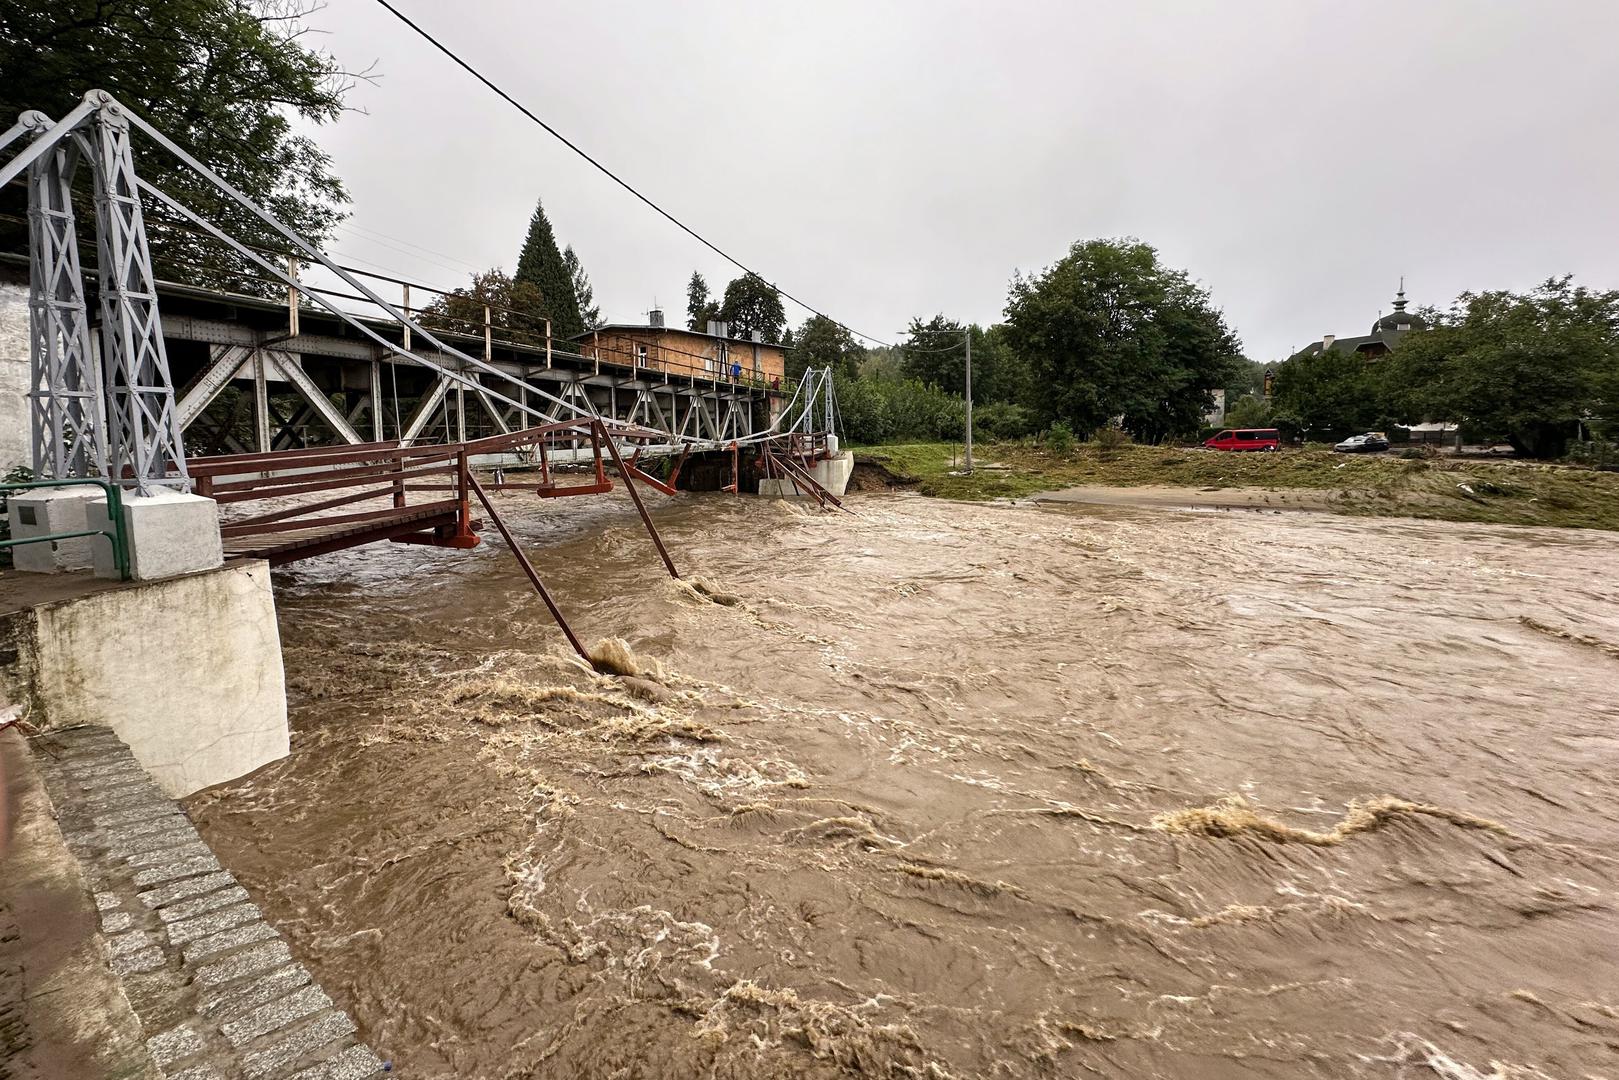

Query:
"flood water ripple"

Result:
[[186, 492, 1619, 1079]]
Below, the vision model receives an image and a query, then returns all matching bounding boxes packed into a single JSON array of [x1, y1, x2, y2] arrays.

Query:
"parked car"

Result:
[[1203, 428, 1280, 452], [1334, 433, 1391, 453]]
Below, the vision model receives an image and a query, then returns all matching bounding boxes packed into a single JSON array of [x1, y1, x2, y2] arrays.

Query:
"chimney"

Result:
[[648, 307, 664, 328], [751, 329, 764, 343], [707, 320, 729, 339], [1322, 334, 1336, 349]]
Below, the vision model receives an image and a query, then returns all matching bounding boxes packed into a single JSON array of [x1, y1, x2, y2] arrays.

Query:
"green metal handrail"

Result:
[[0, 479, 130, 581]]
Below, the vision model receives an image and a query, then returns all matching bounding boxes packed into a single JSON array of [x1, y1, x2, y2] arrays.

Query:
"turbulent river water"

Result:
[[185, 489, 1619, 1079]]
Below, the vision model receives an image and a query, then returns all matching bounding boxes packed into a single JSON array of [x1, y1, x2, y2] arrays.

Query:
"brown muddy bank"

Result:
[[187, 490, 1619, 1079]]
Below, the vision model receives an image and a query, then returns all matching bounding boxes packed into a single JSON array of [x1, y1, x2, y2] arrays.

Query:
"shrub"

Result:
[[834, 375, 965, 444], [973, 402, 1035, 440], [1092, 425, 1131, 456], [1044, 420, 1075, 456], [1565, 440, 1619, 472]]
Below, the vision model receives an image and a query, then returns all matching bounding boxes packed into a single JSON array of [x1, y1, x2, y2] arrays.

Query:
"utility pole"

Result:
[[899, 325, 974, 473], [963, 327, 973, 472]]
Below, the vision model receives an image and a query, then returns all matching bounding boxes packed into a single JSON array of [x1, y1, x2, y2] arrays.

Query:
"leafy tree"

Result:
[[686, 271, 718, 331], [419, 269, 549, 347], [973, 324, 1036, 408], [1386, 277, 1619, 458], [833, 374, 964, 445], [717, 273, 786, 342], [973, 401, 1036, 440], [0, 0, 365, 289], [901, 315, 968, 392], [901, 317, 1035, 407], [1002, 238, 1243, 442], [1225, 359, 1269, 403], [513, 197, 582, 339], [1269, 347, 1387, 442], [1222, 394, 1272, 429], [792, 315, 863, 381], [563, 245, 601, 329]]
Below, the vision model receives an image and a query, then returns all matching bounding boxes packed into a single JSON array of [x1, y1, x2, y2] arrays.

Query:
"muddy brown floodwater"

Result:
[[186, 491, 1619, 1080]]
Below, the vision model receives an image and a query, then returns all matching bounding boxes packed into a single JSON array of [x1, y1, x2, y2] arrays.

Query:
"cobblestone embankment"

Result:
[[29, 725, 384, 1080]]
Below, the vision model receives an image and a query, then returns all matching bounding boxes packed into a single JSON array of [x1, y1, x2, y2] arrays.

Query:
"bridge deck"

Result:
[[221, 504, 463, 565]]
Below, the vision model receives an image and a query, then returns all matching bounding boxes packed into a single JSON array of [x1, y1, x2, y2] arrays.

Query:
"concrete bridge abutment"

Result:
[[0, 560, 289, 798]]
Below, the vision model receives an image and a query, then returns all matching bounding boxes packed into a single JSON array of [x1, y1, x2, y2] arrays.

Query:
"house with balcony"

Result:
[[573, 310, 787, 388]]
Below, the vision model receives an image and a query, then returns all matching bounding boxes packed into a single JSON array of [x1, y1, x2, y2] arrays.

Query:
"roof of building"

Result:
[[1371, 282, 1429, 333], [1292, 281, 1427, 360], [572, 323, 784, 348]]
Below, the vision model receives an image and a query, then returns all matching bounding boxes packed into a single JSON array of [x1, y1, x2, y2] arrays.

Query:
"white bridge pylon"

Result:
[[1, 89, 839, 493]]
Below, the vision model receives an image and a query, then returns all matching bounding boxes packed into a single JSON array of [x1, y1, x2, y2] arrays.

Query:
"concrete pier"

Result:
[[758, 450, 855, 498], [0, 561, 289, 798]]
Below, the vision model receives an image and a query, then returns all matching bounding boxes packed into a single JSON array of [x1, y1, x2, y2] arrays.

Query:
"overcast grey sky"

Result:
[[299, 0, 1619, 361]]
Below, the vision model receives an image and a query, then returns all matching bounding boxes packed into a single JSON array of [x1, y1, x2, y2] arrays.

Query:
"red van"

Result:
[[1204, 428, 1280, 452]]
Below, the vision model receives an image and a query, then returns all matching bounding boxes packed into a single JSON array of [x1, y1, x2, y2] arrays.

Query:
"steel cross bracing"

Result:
[[21, 110, 104, 480], [2, 89, 842, 494]]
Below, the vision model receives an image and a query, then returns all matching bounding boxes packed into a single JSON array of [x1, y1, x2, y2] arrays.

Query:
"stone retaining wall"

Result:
[[33, 725, 383, 1079]]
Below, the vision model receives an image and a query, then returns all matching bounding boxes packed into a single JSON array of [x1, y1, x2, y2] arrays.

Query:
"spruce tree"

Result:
[[687, 272, 717, 330], [513, 197, 584, 339], [563, 246, 602, 329]]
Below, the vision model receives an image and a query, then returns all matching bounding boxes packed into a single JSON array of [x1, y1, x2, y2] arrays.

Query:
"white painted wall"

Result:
[[758, 451, 854, 499], [12, 561, 289, 797], [0, 281, 31, 476]]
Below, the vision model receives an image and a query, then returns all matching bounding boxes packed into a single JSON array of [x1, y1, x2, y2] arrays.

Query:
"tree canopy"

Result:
[[790, 315, 863, 381], [717, 273, 787, 342], [1269, 346, 1388, 442], [1003, 239, 1244, 441], [686, 272, 718, 331], [563, 246, 601, 330], [419, 269, 548, 347], [900, 317, 1034, 407], [0, 0, 361, 286], [1387, 277, 1619, 457], [513, 197, 583, 339]]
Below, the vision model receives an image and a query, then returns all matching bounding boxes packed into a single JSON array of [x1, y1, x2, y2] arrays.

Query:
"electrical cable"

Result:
[[369, 0, 892, 348]]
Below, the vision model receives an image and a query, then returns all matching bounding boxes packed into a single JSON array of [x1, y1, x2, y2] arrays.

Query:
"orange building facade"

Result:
[[574, 318, 787, 387]]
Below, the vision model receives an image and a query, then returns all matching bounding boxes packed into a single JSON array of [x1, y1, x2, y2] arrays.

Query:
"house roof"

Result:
[[1290, 330, 1407, 360], [572, 323, 784, 348]]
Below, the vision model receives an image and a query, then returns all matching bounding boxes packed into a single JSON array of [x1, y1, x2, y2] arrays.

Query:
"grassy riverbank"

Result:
[[854, 442, 1619, 530]]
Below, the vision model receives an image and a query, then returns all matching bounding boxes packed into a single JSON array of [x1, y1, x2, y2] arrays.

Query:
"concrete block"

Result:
[[125, 842, 213, 871], [101, 910, 135, 933], [199, 963, 311, 1018], [287, 1043, 384, 1080], [106, 928, 155, 957], [242, 1011, 356, 1078], [158, 885, 251, 925], [10, 486, 107, 572], [131, 853, 221, 887], [90, 489, 223, 581], [220, 984, 332, 1046], [165, 901, 261, 947], [181, 920, 278, 964], [108, 944, 165, 976], [146, 1023, 206, 1068], [757, 451, 853, 499], [138, 870, 235, 909], [194, 940, 293, 988], [169, 1067, 226, 1080], [19, 562, 290, 796]]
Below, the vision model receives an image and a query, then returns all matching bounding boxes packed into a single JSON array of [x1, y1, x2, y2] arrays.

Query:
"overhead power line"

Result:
[[369, 0, 891, 348]]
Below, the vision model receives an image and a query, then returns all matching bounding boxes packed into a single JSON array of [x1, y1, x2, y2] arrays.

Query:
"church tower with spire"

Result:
[[1372, 278, 1427, 335]]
